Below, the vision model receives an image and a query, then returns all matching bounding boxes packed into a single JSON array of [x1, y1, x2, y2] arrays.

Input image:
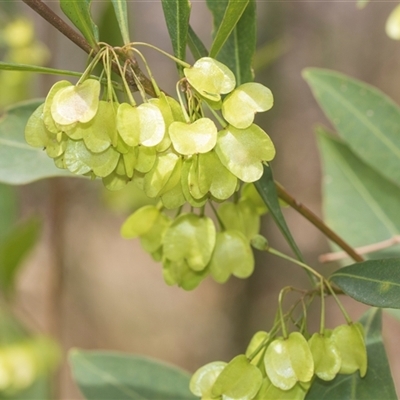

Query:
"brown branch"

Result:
[[22, 0, 157, 97], [275, 181, 364, 263]]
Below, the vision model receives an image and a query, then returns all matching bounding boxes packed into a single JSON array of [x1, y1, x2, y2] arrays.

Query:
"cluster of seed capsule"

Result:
[[190, 322, 367, 400], [25, 53, 275, 210], [121, 182, 268, 289]]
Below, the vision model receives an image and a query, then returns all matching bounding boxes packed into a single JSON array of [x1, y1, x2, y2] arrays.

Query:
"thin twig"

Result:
[[320, 235, 400, 263], [275, 181, 364, 263], [22, 0, 157, 97]]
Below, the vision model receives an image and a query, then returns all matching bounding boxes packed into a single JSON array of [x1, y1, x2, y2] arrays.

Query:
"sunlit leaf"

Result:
[[60, 0, 99, 49], [330, 259, 400, 308], [209, 0, 249, 59], [206, 0, 256, 85], [111, 0, 130, 45], [161, 0, 191, 69]]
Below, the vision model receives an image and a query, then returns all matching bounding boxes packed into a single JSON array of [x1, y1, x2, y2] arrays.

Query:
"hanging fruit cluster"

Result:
[[190, 313, 367, 400], [121, 182, 268, 289], [24, 46, 275, 205], [24, 44, 276, 288]]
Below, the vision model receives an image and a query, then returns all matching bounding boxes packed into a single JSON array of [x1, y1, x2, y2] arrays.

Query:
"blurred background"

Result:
[[1, 1, 400, 398]]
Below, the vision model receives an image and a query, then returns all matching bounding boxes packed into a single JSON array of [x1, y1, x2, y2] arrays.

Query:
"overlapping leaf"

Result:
[[0, 100, 73, 184], [60, 0, 99, 49], [69, 350, 196, 400], [317, 128, 400, 257], [330, 259, 400, 308], [304, 68, 400, 187], [206, 0, 256, 85]]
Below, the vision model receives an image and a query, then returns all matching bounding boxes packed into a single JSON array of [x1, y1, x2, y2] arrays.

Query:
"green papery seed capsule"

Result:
[[253, 376, 311, 400], [386, 3, 400, 40], [222, 83, 274, 129], [135, 146, 156, 173], [162, 213, 216, 271], [162, 258, 209, 290], [211, 354, 263, 400], [51, 79, 100, 126], [102, 169, 130, 191], [331, 323, 367, 377], [241, 183, 268, 216], [123, 147, 138, 179], [45, 132, 68, 158], [64, 139, 119, 177], [181, 158, 208, 207], [190, 361, 227, 398], [217, 201, 260, 241], [43, 80, 72, 133], [169, 118, 218, 156], [25, 103, 56, 149], [68, 101, 115, 153], [120, 205, 160, 239], [160, 180, 186, 210], [215, 124, 275, 183], [184, 57, 236, 101], [264, 332, 314, 391], [197, 151, 237, 201], [308, 333, 341, 381], [209, 230, 254, 283], [140, 212, 171, 254], [246, 331, 270, 367], [143, 151, 180, 198]]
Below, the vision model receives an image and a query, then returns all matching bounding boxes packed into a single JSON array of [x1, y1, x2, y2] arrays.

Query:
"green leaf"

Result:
[[111, 0, 130, 45], [317, 128, 400, 257], [306, 308, 397, 400], [254, 165, 304, 262], [0, 217, 41, 296], [60, 0, 99, 49], [304, 68, 400, 187], [0, 100, 73, 184], [0, 61, 85, 78], [187, 25, 208, 60], [330, 259, 400, 308], [206, 0, 256, 85], [0, 184, 18, 242], [161, 0, 191, 67], [69, 350, 196, 400], [209, 0, 249, 59]]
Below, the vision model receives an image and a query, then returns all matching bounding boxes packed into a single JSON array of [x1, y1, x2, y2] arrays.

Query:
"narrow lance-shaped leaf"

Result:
[[317, 128, 400, 258], [60, 0, 99, 49], [330, 258, 400, 308], [306, 308, 397, 400], [187, 25, 208, 60], [303, 68, 400, 187], [254, 165, 305, 263], [69, 350, 197, 400], [0, 100, 73, 184], [161, 0, 191, 70], [209, 0, 249, 59], [206, 0, 256, 85], [111, 0, 131, 45], [0, 61, 86, 78]]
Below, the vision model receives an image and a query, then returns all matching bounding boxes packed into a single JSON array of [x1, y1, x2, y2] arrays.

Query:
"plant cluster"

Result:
[[0, 0, 399, 399]]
